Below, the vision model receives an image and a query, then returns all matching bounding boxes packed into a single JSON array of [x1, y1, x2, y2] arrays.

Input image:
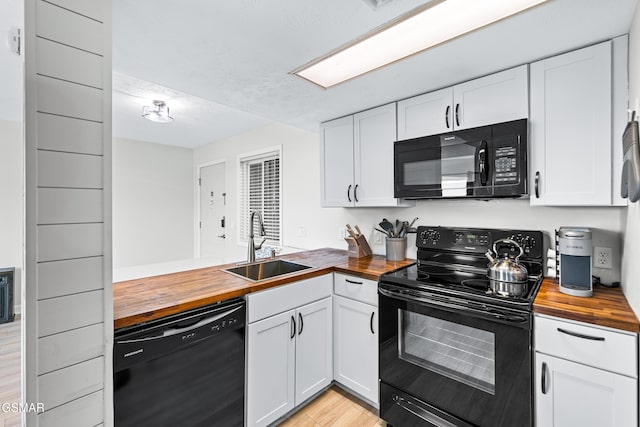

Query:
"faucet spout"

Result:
[[247, 210, 267, 263]]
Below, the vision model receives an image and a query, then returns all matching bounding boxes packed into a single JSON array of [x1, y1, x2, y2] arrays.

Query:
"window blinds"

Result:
[[239, 152, 280, 243]]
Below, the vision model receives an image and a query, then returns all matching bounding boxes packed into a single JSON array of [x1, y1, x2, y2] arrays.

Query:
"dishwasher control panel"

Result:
[[114, 299, 246, 372]]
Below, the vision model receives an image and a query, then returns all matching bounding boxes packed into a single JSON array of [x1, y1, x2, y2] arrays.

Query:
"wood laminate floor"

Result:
[[278, 386, 385, 427], [0, 315, 21, 427]]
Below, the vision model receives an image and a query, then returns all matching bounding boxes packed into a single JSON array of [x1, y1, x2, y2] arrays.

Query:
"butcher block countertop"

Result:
[[534, 279, 640, 333], [113, 248, 414, 329]]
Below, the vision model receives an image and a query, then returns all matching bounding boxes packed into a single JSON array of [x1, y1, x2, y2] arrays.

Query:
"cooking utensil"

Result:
[[375, 227, 390, 237], [379, 220, 394, 235], [485, 238, 528, 297], [408, 217, 419, 230]]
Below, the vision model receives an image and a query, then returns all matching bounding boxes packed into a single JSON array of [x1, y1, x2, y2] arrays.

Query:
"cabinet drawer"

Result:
[[247, 274, 332, 324], [334, 273, 378, 306], [535, 315, 637, 378]]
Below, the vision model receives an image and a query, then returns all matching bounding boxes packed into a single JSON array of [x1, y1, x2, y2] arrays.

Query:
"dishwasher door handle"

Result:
[[117, 305, 243, 344]]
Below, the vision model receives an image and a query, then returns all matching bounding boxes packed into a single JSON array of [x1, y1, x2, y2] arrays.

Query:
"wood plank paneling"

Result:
[[38, 390, 104, 427], [36, 0, 103, 54], [37, 113, 103, 155], [38, 256, 103, 300], [38, 323, 104, 374], [37, 223, 103, 262], [38, 357, 104, 410], [38, 291, 104, 337], [36, 37, 102, 88], [37, 75, 102, 122], [38, 150, 102, 189], [43, 0, 106, 22], [534, 279, 640, 332], [38, 188, 103, 224]]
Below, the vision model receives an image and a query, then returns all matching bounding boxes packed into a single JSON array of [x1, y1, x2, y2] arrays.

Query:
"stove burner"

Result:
[[460, 279, 490, 291]]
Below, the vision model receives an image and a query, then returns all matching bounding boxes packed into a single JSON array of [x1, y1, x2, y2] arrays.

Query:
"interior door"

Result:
[[199, 162, 226, 260]]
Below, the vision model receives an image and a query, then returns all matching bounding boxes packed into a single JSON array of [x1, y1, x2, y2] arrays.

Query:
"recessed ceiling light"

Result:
[[292, 0, 550, 89], [142, 100, 174, 123]]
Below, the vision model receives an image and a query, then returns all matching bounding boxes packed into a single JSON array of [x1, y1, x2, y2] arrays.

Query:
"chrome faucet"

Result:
[[247, 210, 267, 263]]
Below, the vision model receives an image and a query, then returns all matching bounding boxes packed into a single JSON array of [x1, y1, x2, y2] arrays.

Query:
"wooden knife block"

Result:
[[345, 236, 372, 258]]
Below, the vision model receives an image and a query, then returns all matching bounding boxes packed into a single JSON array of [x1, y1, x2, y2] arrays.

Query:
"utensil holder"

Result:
[[386, 237, 407, 261]]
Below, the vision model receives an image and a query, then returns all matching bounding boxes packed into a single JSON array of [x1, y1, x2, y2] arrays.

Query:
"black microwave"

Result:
[[394, 119, 528, 199]]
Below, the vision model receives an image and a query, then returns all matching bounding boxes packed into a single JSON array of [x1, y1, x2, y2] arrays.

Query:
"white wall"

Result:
[[0, 119, 23, 312], [194, 123, 625, 263], [621, 3, 640, 316], [113, 138, 194, 267], [0, 0, 23, 123]]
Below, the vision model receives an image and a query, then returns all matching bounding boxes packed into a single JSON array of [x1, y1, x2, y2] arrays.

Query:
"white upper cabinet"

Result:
[[353, 103, 399, 207], [320, 116, 354, 207], [321, 103, 411, 207], [530, 37, 627, 206], [397, 87, 453, 139], [397, 65, 528, 140], [453, 65, 529, 130]]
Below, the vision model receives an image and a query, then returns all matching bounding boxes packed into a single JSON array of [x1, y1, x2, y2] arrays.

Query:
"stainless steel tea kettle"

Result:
[[485, 238, 529, 297]]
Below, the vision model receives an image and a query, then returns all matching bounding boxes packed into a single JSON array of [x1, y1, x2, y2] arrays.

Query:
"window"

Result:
[[238, 147, 281, 244]]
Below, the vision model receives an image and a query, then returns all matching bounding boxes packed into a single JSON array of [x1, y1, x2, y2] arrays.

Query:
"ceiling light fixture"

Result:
[[292, 0, 550, 89], [142, 100, 174, 123]]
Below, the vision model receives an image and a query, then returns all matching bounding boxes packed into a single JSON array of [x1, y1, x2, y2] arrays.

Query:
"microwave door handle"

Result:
[[478, 141, 488, 186]]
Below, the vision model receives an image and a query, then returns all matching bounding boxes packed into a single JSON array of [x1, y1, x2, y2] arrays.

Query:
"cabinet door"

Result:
[[453, 65, 528, 130], [320, 116, 354, 207], [535, 353, 637, 427], [530, 41, 612, 206], [294, 297, 333, 406], [353, 103, 399, 207], [333, 295, 378, 406], [247, 310, 296, 427], [397, 87, 453, 139]]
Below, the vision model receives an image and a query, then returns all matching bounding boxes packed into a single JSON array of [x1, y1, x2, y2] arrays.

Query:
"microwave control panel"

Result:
[[494, 146, 518, 183]]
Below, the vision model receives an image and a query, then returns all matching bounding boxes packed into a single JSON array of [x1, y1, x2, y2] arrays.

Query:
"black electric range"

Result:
[[378, 226, 545, 427]]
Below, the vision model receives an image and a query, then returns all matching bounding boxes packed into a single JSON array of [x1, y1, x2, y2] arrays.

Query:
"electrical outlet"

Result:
[[296, 225, 306, 237], [373, 229, 383, 245], [594, 246, 613, 269], [338, 227, 346, 239]]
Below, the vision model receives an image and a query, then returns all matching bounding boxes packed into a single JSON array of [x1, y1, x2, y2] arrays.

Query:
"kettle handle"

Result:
[[492, 238, 524, 261]]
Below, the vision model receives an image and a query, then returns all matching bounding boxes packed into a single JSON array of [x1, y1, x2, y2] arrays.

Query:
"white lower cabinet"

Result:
[[246, 275, 333, 427], [247, 310, 296, 427], [534, 314, 638, 427], [535, 353, 637, 427], [333, 295, 378, 406]]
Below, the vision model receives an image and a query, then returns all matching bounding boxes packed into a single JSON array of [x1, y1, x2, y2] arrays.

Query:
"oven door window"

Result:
[[400, 310, 495, 394]]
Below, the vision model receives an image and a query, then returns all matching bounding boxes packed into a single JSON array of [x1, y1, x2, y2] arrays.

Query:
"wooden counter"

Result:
[[113, 248, 414, 329], [533, 279, 640, 333]]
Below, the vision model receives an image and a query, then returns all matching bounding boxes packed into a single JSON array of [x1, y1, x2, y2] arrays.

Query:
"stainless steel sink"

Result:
[[222, 259, 312, 282]]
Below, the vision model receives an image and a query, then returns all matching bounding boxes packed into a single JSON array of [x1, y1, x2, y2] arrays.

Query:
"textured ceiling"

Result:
[[112, 0, 638, 147]]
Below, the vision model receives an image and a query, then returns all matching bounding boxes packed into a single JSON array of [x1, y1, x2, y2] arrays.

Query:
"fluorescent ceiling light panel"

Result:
[[293, 0, 550, 88]]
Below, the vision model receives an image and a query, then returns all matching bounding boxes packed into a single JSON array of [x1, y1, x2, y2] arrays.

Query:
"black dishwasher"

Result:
[[114, 298, 245, 427]]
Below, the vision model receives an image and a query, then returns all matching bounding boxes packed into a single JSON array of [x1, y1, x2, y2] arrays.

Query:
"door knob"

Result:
[[217, 234, 226, 239]]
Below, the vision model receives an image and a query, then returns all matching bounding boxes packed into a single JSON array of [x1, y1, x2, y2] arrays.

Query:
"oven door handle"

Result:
[[378, 286, 529, 325]]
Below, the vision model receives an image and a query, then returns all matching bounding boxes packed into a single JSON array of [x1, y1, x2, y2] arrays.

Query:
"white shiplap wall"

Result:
[[25, 0, 112, 425]]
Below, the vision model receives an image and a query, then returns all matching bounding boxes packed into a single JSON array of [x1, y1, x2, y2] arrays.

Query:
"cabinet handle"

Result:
[[541, 362, 548, 394], [298, 312, 304, 335], [455, 103, 460, 127], [345, 279, 363, 285], [290, 315, 296, 339], [347, 184, 352, 203], [370, 311, 375, 334], [534, 172, 540, 198], [445, 105, 450, 129], [354, 184, 359, 203], [557, 327, 605, 341]]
